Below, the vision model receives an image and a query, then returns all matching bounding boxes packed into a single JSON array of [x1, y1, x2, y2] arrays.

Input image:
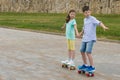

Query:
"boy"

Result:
[[78, 6, 108, 72]]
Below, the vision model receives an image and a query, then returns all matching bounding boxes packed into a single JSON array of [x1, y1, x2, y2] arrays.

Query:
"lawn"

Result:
[[0, 12, 119, 40]]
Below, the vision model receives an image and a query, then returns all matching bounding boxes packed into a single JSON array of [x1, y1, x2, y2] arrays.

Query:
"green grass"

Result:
[[0, 12, 120, 40]]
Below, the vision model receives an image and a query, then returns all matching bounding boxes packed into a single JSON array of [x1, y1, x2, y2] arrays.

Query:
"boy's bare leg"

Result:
[[81, 52, 87, 64], [87, 53, 94, 66]]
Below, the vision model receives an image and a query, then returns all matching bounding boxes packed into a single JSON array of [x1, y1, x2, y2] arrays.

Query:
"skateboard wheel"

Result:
[[89, 73, 92, 77], [86, 73, 94, 77], [62, 64, 65, 68], [78, 70, 81, 74], [70, 67, 73, 70], [62, 64, 67, 68], [65, 65, 68, 68], [91, 73, 94, 77], [73, 68, 76, 70], [69, 66, 75, 70], [86, 73, 90, 77], [82, 71, 85, 74], [62, 65, 64, 68]]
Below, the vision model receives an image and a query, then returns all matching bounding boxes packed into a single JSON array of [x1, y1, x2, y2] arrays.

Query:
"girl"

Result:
[[61, 10, 79, 66]]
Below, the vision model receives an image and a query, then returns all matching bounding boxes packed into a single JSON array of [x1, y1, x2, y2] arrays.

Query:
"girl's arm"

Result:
[[61, 23, 66, 30], [74, 24, 79, 37], [99, 22, 109, 31]]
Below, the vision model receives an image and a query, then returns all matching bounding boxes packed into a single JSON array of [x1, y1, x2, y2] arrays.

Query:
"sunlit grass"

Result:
[[0, 12, 119, 40]]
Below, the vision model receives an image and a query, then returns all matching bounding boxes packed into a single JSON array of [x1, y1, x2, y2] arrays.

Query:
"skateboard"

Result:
[[62, 63, 68, 68], [78, 66, 94, 77], [85, 71, 94, 77], [61, 62, 76, 70]]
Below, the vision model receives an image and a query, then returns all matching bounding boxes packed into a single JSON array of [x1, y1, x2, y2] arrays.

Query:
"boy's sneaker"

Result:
[[61, 60, 69, 64], [86, 66, 95, 72], [78, 64, 89, 70]]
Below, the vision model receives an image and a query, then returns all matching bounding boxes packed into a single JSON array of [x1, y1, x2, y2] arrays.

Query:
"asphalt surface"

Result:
[[0, 28, 120, 80]]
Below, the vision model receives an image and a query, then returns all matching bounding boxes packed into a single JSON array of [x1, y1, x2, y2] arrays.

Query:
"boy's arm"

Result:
[[61, 23, 66, 30], [92, 16, 109, 31], [99, 22, 109, 31]]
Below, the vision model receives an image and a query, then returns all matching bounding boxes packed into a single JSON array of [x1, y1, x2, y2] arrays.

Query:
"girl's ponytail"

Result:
[[66, 15, 70, 23]]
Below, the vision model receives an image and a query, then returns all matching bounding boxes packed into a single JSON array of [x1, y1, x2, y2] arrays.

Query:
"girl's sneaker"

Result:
[[67, 60, 76, 70], [61, 60, 69, 64], [78, 64, 89, 70], [67, 60, 75, 66], [86, 66, 95, 72]]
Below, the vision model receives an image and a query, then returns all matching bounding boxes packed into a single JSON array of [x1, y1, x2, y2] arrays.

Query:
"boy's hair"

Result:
[[66, 9, 76, 23], [82, 6, 90, 12]]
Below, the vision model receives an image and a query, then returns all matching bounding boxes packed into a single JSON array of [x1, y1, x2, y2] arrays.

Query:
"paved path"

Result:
[[0, 28, 120, 80]]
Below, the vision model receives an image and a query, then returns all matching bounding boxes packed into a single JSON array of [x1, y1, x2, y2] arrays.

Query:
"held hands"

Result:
[[76, 33, 82, 38], [76, 30, 84, 38]]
